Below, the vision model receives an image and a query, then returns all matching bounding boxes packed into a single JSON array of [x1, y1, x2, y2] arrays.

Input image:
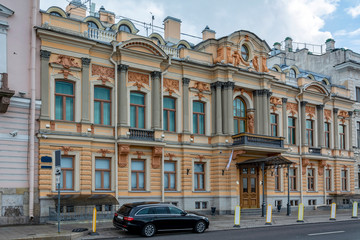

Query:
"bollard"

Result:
[[297, 203, 304, 222], [330, 203, 336, 220], [265, 204, 272, 225], [233, 205, 241, 228], [89, 207, 99, 235], [352, 202, 358, 219]]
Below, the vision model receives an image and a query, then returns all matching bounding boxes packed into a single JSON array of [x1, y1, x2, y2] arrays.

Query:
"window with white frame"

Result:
[[95, 158, 111, 190]]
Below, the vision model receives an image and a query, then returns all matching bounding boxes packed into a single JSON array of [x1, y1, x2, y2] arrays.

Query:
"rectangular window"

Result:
[[325, 122, 330, 148], [164, 161, 176, 191], [326, 199, 333, 205], [341, 169, 348, 191], [95, 158, 111, 190], [308, 200, 317, 205], [195, 202, 201, 209], [290, 200, 299, 206], [131, 160, 145, 190], [94, 86, 111, 125], [357, 122, 360, 148], [358, 165, 360, 189], [325, 169, 331, 191], [55, 81, 74, 121], [60, 156, 74, 190], [306, 120, 314, 146], [356, 87, 360, 103], [274, 167, 280, 191], [163, 97, 176, 132], [339, 125, 346, 150], [307, 168, 315, 191], [194, 162, 205, 191], [288, 117, 296, 145], [270, 114, 278, 137], [193, 101, 205, 134], [130, 92, 145, 129], [289, 168, 297, 191]]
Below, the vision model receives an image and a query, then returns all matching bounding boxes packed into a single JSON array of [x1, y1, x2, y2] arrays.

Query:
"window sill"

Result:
[[165, 190, 181, 193], [93, 190, 114, 193], [52, 190, 79, 193], [306, 191, 318, 193], [193, 191, 211, 193], [129, 190, 151, 193]]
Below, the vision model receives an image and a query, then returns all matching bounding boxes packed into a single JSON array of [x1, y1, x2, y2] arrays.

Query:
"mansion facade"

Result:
[[36, 1, 355, 220]]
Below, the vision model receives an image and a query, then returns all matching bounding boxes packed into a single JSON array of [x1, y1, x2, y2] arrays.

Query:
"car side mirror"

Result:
[[181, 211, 187, 216]]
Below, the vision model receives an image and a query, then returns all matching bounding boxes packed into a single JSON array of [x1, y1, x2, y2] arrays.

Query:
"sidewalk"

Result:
[[0, 209, 358, 240]]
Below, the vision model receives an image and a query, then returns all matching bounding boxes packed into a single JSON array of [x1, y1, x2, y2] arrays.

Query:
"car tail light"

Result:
[[114, 213, 118, 217], [124, 216, 134, 221]]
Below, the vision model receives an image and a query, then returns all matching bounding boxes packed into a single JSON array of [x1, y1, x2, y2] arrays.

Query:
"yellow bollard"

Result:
[[352, 202, 358, 219], [265, 204, 272, 225], [330, 203, 336, 220], [297, 203, 304, 222], [233, 205, 241, 228], [90, 207, 99, 235]]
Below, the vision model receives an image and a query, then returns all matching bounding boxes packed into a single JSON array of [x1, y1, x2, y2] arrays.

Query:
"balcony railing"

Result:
[[0, 73, 15, 113], [309, 147, 322, 155], [159, 45, 180, 58], [232, 133, 284, 149], [87, 27, 116, 43], [129, 128, 154, 141]]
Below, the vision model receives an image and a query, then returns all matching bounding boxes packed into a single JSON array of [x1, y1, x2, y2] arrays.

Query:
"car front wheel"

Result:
[[142, 223, 156, 237], [193, 220, 206, 233]]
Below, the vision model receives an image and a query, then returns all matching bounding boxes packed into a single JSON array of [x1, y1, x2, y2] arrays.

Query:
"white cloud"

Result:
[[346, 4, 360, 18], [334, 28, 360, 37]]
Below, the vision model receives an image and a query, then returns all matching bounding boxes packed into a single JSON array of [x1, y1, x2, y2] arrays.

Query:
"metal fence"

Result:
[[49, 204, 120, 221]]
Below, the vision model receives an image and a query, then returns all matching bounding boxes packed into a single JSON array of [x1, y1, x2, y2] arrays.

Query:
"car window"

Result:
[[169, 206, 183, 215], [137, 207, 155, 215], [117, 205, 132, 216], [155, 207, 170, 214]]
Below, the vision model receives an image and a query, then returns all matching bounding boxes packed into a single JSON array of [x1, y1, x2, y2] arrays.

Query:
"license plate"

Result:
[[117, 216, 123, 220]]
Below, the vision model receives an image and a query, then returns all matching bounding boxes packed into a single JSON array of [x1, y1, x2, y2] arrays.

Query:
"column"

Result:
[[81, 58, 91, 123], [215, 82, 223, 134], [151, 71, 161, 129], [40, 50, 51, 120], [333, 108, 339, 149], [222, 83, 228, 134], [282, 98, 288, 143], [227, 82, 235, 135], [210, 83, 216, 135], [317, 105, 324, 148], [253, 90, 262, 134], [300, 101, 307, 146], [182, 78, 190, 133], [348, 111, 353, 150], [265, 90, 271, 135], [118, 64, 128, 126]]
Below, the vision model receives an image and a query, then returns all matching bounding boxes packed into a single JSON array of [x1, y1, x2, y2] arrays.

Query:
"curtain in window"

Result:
[[130, 92, 144, 105], [56, 81, 73, 95]]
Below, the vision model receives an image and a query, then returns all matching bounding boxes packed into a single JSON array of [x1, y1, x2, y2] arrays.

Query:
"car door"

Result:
[[134, 207, 156, 228], [168, 206, 192, 229], [153, 206, 171, 230]]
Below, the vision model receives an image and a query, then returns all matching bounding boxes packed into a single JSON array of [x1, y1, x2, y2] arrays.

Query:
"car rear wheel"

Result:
[[193, 220, 206, 233], [142, 223, 156, 237]]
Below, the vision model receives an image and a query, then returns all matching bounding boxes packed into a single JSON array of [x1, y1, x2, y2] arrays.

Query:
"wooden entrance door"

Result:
[[240, 167, 259, 208]]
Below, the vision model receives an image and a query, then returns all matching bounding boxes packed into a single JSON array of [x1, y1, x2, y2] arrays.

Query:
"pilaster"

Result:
[[40, 50, 51, 120], [316, 105, 324, 148], [348, 111, 353, 150], [118, 64, 128, 126], [282, 98, 288, 142], [333, 108, 339, 149], [81, 57, 91, 123], [151, 71, 162, 129], [227, 82, 235, 135], [182, 78, 190, 133], [300, 101, 307, 146]]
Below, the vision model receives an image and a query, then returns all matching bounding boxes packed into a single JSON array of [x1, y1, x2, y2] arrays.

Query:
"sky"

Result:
[[40, 0, 360, 53]]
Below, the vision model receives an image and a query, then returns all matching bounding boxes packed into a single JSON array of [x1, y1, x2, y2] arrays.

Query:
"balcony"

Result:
[[0, 73, 15, 113], [129, 128, 154, 141], [232, 133, 284, 149], [308, 147, 322, 155]]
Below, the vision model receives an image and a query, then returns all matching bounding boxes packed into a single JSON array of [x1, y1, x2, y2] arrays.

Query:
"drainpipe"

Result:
[[110, 41, 119, 203], [29, 0, 38, 220], [322, 95, 332, 205], [160, 55, 172, 203], [295, 88, 304, 204]]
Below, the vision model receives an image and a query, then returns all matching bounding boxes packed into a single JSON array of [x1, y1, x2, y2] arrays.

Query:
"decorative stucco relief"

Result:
[[163, 78, 179, 96], [270, 96, 282, 106], [92, 64, 115, 85], [234, 88, 253, 100], [128, 71, 149, 90], [214, 47, 224, 64], [306, 106, 316, 119], [192, 81, 210, 92], [286, 102, 298, 116], [262, 57, 269, 72], [324, 109, 332, 121], [51, 54, 80, 69]]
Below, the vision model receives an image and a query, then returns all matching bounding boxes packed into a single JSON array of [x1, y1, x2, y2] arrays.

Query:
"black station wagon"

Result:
[[113, 202, 210, 237]]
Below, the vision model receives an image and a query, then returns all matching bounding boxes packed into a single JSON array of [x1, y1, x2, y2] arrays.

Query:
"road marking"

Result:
[[308, 231, 345, 236]]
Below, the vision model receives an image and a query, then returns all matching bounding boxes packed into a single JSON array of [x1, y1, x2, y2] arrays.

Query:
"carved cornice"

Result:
[[40, 50, 51, 60], [151, 71, 162, 79], [253, 89, 269, 96], [81, 57, 91, 66], [182, 77, 190, 85], [117, 64, 128, 72]]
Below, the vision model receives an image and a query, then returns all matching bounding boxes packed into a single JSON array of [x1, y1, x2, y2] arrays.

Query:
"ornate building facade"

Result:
[[36, 1, 355, 221]]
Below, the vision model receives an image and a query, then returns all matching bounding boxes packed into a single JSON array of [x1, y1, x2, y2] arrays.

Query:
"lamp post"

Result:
[[261, 162, 266, 217], [287, 164, 291, 216]]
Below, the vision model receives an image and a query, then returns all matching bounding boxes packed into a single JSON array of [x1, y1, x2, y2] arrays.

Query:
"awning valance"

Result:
[[236, 156, 293, 169]]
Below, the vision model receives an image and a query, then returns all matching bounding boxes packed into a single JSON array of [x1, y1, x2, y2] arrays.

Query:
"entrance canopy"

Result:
[[236, 155, 293, 169]]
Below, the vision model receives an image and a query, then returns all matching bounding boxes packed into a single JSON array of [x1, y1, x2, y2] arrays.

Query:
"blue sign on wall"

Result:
[[41, 156, 52, 163], [41, 165, 52, 169]]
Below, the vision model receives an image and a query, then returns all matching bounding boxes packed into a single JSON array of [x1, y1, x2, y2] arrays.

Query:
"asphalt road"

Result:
[[91, 220, 360, 240]]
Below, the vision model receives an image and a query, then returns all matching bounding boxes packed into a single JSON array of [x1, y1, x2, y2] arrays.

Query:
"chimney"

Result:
[[202, 26, 216, 41], [99, 6, 115, 24], [66, 0, 87, 20], [273, 42, 281, 50], [163, 16, 181, 44], [325, 38, 335, 52], [284, 37, 293, 52]]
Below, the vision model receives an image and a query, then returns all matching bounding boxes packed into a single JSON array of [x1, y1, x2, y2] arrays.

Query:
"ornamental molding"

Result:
[[234, 88, 253, 100], [152, 147, 163, 169], [270, 96, 282, 106], [324, 109, 332, 121], [51, 54, 80, 69], [286, 102, 298, 116], [98, 148, 111, 157], [61, 146, 73, 155], [91, 64, 115, 84], [192, 81, 210, 92], [118, 144, 130, 167], [163, 78, 179, 96], [165, 153, 175, 161], [338, 110, 349, 118], [306, 106, 316, 119], [128, 71, 149, 90]]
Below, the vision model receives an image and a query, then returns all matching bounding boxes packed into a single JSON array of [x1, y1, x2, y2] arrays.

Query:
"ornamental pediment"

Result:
[[118, 38, 167, 59]]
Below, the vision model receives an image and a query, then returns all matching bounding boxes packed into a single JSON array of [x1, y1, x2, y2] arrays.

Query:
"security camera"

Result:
[[9, 130, 18, 137], [42, 135, 48, 139]]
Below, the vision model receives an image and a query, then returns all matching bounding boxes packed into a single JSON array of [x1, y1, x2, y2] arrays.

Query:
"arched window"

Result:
[[130, 92, 145, 128], [87, 21, 99, 29], [233, 97, 247, 134], [289, 68, 296, 78], [241, 45, 249, 61], [94, 86, 111, 125], [119, 24, 131, 33], [50, 12, 62, 17]]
